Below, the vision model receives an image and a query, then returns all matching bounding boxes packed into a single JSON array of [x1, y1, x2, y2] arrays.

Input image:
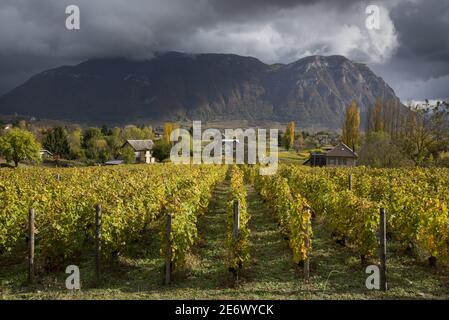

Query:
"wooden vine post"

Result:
[[379, 207, 387, 291], [95, 204, 102, 286], [233, 200, 241, 284], [233, 200, 241, 239], [28, 208, 35, 284], [348, 174, 353, 191], [304, 206, 310, 283], [165, 213, 172, 285]]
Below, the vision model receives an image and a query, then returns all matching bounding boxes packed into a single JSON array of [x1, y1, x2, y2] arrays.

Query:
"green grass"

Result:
[[278, 149, 307, 164], [1, 178, 449, 299]]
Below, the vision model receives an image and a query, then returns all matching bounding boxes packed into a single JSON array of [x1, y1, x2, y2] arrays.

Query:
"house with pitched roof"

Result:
[[122, 139, 155, 164], [304, 142, 358, 167]]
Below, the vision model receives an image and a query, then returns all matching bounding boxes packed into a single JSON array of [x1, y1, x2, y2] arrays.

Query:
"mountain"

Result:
[[0, 52, 401, 129]]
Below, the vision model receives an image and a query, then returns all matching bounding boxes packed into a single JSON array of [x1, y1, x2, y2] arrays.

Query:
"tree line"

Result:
[[2, 99, 448, 169], [0, 122, 177, 167], [279, 99, 449, 168], [342, 99, 449, 167]]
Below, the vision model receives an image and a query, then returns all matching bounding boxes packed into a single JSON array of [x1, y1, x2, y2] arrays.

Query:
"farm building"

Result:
[[304, 142, 358, 167], [122, 139, 155, 164], [39, 149, 53, 160]]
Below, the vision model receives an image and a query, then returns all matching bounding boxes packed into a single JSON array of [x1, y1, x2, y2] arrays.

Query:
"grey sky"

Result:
[[0, 0, 448, 101]]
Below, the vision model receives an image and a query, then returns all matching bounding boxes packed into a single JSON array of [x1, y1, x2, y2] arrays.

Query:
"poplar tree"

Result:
[[342, 101, 360, 151], [283, 121, 295, 150], [372, 99, 384, 133], [163, 122, 175, 145]]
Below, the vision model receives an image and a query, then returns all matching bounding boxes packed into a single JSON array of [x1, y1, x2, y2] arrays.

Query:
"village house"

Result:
[[304, 142, 358, 167], [122, 139, 155, 164], [2, 123, 13, 131], [39, 149, 54, 160]]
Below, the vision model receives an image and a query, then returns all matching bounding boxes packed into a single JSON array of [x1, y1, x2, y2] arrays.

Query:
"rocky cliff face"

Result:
[[0, 52, 401, 128]]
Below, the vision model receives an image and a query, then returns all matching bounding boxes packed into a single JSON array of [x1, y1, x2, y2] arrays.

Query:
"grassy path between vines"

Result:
[[241, 184, 300, 298], [242, 184, 449, 299], [2, 177, 449, 299]]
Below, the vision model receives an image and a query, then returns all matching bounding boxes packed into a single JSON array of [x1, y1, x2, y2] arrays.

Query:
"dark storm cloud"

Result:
[[391, 0, 449, 67], [369, 0, 449, 100], [208, 0, 362, 14], [0, 0, 447, 101]]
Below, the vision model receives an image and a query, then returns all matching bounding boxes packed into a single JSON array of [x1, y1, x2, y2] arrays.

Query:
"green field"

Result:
[[278, 149, 308, 164]]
